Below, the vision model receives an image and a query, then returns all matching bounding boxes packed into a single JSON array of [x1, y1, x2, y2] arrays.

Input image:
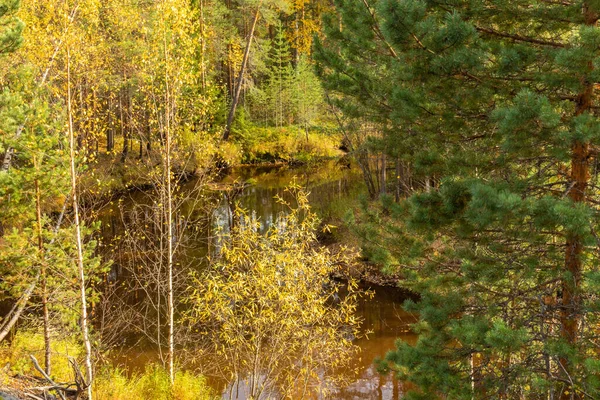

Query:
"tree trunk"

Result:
[[107, 96, 114, 152], [163, 26, 175, 386], [199, 0, 206, 92], [0, 203, 66, 344], [35, 171, 51, 375], [222, 4, 262, 140], [380, 153, 386, 195], [0, 276, 38, 343], [395, 156, 401, 202], [146, 109, 152, 154], [120, 88, 129, 163], [357, 150, 377, 199], [559, 4, 596, 399], [67, 48, 94, 400]]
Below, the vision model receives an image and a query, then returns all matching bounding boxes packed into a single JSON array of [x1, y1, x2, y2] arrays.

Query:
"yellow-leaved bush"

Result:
[[186, 186, 363, 399]]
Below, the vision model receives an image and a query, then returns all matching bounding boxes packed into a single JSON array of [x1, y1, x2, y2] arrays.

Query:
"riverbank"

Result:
[[2, 160, 414, 400], [77, 128, 345, 206]]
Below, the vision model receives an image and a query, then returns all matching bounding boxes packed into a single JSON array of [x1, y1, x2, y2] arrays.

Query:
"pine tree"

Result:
[[317, 0, 600, 398], [0, 0, 23, 55]]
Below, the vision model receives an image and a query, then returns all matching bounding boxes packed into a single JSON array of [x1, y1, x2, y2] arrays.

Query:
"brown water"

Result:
[[334, 285, 417, 400], [102, 161, 418, 399]]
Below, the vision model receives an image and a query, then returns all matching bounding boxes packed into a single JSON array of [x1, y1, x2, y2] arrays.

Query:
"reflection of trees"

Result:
[[96, 179, 213, 373]]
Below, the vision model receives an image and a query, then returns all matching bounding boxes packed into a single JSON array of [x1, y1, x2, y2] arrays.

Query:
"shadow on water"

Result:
[[101, 161, 418, 399]]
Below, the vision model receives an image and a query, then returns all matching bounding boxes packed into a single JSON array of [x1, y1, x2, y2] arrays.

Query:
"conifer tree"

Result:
[[292, 55, 323, 136], [266, 22, 293, 127], [0, 0, 23, 55], [317, 0, 600, 398]]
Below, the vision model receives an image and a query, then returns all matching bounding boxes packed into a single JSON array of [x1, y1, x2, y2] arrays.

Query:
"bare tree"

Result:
[[163, 21, 175, 384]]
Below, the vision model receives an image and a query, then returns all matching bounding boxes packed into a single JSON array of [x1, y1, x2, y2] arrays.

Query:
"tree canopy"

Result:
[[317, 0, 600, 398]]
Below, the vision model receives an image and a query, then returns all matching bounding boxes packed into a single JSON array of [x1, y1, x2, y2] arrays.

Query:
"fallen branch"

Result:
[[29, 355, 82, 400], [24, 394, 44, 400]]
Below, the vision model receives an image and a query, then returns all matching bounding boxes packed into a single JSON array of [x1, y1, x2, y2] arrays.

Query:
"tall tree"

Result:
[[67, 47, 94, 400], [266, 22, 293, 127], [317, 0, 600, 398], [222, 2, 262, 140]]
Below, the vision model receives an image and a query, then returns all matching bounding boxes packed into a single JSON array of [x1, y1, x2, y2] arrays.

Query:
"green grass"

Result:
[[232, 125, 344, 164], [0, 331, 215, 400]]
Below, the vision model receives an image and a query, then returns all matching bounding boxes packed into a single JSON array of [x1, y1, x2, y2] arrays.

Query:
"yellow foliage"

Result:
[[0, 331, 82, 382], [186, 185, 362, 398], [93, 364, 215, 400]]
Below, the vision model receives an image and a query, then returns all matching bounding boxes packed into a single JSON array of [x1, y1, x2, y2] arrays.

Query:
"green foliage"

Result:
[[0, 0, 23, 54], [317, 0, 600, 398], [246, 25, 325, 129]]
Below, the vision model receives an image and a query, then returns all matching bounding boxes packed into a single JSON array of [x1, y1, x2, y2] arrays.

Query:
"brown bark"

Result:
[[357, 151, 377, 199], [475, 26, 566, 48], [107, 96, 114, 152], [380, 153, 386, 195], [120, 87, 130, 163], [395, 157, 401, 202], [559, 4, 596, 398], [0, 203, 66, 344]]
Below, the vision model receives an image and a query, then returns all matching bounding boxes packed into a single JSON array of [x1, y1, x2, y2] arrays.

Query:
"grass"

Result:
[[94, 364, 215, 400], [0, 331, 215, 400], [231, 125, 344, 165]]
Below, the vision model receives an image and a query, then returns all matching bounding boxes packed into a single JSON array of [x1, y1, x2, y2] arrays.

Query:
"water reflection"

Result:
[[100, 161, 417, 399], [205, 285, 417, 400], [335, 285, 417, 400]]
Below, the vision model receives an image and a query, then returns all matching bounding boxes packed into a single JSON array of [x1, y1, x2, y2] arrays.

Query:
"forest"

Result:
[[2, 0, 600, 399]]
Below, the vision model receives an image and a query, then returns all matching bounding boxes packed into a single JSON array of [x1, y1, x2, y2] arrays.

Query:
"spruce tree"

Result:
[[292, 55, 323, 134], [317, 0, 600, 398], [266, 22, 294, 126]]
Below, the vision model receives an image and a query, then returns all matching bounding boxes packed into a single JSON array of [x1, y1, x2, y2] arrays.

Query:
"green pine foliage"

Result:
[[267, 22, 294, 127], [317, 0, 600, 398], [0, 0, 23, 55]]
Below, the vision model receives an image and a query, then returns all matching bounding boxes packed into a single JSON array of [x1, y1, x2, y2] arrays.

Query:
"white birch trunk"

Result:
[[67, 48, 94, 400]]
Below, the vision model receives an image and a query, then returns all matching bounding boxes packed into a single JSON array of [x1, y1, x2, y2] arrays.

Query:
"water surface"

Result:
[[101, 162, 417, 399]]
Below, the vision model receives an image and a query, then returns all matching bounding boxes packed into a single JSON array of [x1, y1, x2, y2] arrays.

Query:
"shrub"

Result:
[[186, 186, 362, 398]]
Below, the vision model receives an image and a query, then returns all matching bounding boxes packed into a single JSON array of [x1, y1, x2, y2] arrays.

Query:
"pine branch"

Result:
[[475, 26, 566, 48]]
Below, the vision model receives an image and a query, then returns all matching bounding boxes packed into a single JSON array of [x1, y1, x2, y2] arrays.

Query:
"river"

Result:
[[99, 161, 417, 399]]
